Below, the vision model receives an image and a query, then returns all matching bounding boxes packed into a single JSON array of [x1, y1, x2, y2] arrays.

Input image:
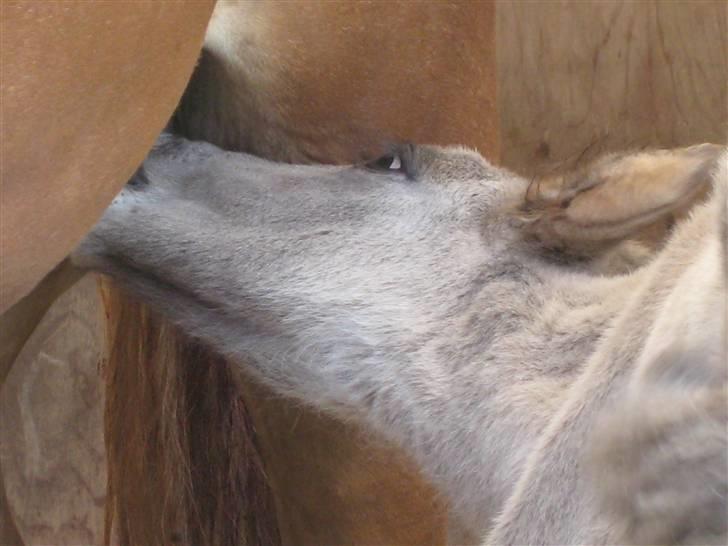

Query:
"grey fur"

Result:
[[73, 136, 727, 545]]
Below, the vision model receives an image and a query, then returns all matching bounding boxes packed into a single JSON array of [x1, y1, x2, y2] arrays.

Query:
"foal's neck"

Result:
[[474, 252, 641, 383], [412, 253, 642, 531]]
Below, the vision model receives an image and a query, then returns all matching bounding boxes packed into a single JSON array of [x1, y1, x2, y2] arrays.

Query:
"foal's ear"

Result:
[[517, 144, 723, 254]]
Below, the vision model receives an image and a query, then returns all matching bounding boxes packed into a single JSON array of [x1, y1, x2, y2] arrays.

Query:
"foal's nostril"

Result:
[[127, 165, 151, 189]]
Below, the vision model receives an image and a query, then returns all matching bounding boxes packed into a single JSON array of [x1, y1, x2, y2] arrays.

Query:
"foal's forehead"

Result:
[[414, 145, 503, 182], [148, 136, 515, 205], [163, 136, 492, 174]]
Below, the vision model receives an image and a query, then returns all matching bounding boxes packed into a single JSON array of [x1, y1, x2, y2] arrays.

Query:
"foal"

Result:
[[74, 137, 726, 545]]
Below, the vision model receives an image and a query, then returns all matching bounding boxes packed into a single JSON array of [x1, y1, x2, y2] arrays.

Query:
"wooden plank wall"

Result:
[[1, 1, 726, 544], [498, 0, 727, 174], [0, 277, 106, 544]]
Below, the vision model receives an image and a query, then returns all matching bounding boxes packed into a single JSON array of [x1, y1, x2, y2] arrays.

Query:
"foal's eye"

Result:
[[366, 153, 405, 173], [362, 144, 417, 179]]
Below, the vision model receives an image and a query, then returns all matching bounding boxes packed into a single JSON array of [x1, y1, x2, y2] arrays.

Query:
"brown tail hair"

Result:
[[101, 280, 280, 546]]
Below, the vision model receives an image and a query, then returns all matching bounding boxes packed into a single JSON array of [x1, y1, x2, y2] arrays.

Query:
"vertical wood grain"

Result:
[[498, 0, 727, 174], [0, 277, 106, 545]]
